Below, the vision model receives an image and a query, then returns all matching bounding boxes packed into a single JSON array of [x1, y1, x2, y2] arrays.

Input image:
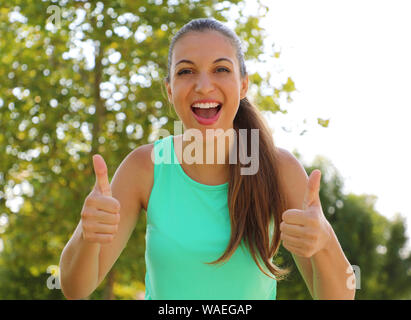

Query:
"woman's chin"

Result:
[[182, 123, 235, 142]]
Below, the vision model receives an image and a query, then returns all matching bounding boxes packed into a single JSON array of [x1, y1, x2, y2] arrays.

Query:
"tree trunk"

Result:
[[90, 33, 112, 300], [92, 42, 104, 154], [103, 269, 116, 300]]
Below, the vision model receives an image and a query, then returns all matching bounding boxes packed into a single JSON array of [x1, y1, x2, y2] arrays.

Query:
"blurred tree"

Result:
[[276, 155, 411, 300], [0, 0, 296, 299], [1, 0, 410, 300], [373, 214, 411, 299]]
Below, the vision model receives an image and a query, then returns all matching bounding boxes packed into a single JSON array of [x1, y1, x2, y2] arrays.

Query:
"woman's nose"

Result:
[[194, 73, 215, 94]]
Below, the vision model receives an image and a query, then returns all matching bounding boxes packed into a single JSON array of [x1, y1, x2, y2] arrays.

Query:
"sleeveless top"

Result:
[[144, 135, 277, 300]]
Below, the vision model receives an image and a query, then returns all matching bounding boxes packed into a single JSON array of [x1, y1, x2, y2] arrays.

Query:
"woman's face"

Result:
[[165, 31, 248, 136]]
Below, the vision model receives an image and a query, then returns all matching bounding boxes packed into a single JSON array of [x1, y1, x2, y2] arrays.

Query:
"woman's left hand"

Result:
[[280, 169, 332, 258]]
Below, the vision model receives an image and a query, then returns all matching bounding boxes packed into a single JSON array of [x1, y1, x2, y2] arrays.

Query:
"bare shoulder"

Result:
[[275, 147, 309, 210], [111, 143, 154, 212], [127, 143, 154, 211], [275, 147, 307, 180], [128, 143, 154, 174]]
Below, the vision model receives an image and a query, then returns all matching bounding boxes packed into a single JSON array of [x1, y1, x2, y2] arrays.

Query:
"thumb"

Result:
[[302, 169, 321, 210], [92, 154, 112, 197]]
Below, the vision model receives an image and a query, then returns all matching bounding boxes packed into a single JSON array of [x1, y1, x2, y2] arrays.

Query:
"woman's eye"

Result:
[[216, 67, 229, 73], [177, 69, 192, 75], [177, 68, 229, 75]]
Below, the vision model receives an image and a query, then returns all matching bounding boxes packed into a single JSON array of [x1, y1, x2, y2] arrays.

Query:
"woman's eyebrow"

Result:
[[175, 57, 234, 67]]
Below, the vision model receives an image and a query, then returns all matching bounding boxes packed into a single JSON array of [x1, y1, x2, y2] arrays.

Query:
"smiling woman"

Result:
[[145, 18, 292, 299], [59, 17, 355, 301], [165, 29, 247, 135]]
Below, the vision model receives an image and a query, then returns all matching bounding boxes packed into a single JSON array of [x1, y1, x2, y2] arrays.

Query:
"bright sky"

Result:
[[256, 0, 411, 241]]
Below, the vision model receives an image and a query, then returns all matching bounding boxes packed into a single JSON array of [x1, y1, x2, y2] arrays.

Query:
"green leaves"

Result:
[[2, 0, 362, 300], [1, 0, 295, 299], [317, 117, 330, 128], [277, 157, 411, 299]]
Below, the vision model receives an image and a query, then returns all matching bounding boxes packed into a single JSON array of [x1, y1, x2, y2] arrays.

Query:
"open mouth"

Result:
[[190, 104, 222, 125], [191, 104, 222, 118]]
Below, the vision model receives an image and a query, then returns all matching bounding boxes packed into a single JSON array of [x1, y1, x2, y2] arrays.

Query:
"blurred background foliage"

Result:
[[0, 0, 410, 299]]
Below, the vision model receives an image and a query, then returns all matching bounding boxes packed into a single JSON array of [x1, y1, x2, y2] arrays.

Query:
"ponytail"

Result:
[[206, 98, 290, 280]]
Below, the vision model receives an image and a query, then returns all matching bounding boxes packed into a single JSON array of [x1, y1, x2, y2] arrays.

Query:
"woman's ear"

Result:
[[165, 80, 172, 103], [240, 73, 249, 100]]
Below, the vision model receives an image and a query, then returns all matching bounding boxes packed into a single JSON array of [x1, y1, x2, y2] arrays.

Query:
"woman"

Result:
[[59, 18, 355, 300]]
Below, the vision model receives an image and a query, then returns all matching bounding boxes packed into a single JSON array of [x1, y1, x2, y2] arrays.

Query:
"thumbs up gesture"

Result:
[[80, 155, 121, 244], [280, 169, 332, 258]]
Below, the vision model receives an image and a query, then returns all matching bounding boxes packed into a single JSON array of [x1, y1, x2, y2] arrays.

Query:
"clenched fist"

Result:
[[80, 154, 120, 244], [280, 169, 332, 258]]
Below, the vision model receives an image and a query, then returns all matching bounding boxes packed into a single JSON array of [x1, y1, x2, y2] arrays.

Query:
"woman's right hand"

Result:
[[80, 154, 121, 244]]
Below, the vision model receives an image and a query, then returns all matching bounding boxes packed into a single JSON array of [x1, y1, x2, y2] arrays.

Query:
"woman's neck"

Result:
[[174, 132, 235, 185]]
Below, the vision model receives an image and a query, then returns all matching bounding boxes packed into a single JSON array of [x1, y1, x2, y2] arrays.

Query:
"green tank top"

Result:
[[144, 135, 276, 299]]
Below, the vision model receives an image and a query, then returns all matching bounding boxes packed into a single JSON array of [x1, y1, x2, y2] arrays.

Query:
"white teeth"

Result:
[[192, 102, 220, 109]]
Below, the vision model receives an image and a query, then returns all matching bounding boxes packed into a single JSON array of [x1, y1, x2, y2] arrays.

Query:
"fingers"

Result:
[[82, 207, 120, 225], [282, 241, 306, 257], [83, 221, 118, 235], [280, 221, 306, 238], [81, 206, 120, 244], [280, 221, 318, 243], [81, 214, 119, 244], [92, 154, 112, 197], [280, 232, 302, 248], [85, 194, 120, 214], [303, 169, 321, 210], [81, 216, 118, 244], [82, 155, 118, 245], [282, 209, 306, 225]]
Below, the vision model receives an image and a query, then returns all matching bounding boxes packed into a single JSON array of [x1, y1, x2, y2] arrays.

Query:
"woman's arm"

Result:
[[277, 148, 355, 300], [59, 222, 101, 300], [310, 222, 356, 299], [95, 144, 152, 287], [59, 144, 152, 299]]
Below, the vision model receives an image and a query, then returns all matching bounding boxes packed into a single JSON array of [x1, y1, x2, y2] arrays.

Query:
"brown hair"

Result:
[[165, 18, 290, 280]]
